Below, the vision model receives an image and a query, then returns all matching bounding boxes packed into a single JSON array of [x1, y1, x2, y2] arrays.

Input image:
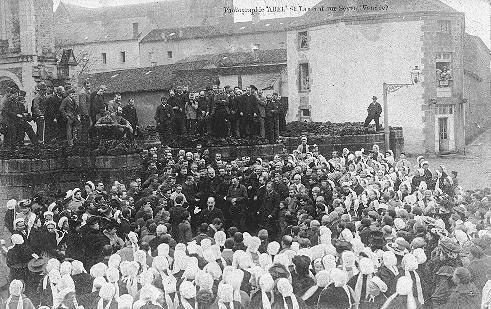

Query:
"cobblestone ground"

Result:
[[423, 128, 491, 189]]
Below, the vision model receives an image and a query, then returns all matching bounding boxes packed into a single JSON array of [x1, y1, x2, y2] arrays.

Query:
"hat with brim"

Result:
[[334, 240, 352, 254], [28, 257, 48, 273], [387, 238, 409, 256]]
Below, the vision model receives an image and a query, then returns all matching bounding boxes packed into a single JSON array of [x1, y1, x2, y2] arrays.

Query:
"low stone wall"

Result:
[[0, 153, 142, 231], [147, 129, 404, 160], [282, 129, 404, 157]]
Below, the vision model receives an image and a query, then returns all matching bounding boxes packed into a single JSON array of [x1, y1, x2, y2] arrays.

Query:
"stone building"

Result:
[[85, 49, 287, 126], [54, 0, 234, 74], [139, 17, 294, 67], [286, 0, 490, 155], [0, 0, 70, 105]]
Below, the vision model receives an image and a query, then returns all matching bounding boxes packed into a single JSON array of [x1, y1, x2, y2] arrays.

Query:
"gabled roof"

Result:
[[56, 1, 193, 24], [55, 0, 234, 45], [289, 0, 461, 29], [177, 49, 287, 67], [84, 60, 216, 94], [84, 49, 287, 94], [55, 21, 140, 46], [141, 17, 296, 42]]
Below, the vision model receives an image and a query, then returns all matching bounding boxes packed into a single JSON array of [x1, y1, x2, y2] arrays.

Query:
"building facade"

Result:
[[286, 0, 482, 155], [54, 0, 234, 75], [139, 18, 293, 67], [0, 0, 60, 104]]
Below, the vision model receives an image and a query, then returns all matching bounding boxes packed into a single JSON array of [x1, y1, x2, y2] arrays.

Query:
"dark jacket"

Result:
[[155, 103, 173, 125], [367, 101, 382, 117], [31, 93, 47, 118], [90, 92, 106, 118], [259, 189, 280, 217], [60, 97, 81, 120], [122, 104, 138, 128]]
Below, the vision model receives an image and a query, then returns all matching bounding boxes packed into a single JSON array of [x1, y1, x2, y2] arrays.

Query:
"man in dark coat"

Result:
[[258, 181, 280, 237], [265, 93, 280, 143], [78, 80, 92, 142], [210, 89, 229, 137], [45, 86, 65, 141], [196, 90, 210, 135], [169, 87, 188, 135], [364, 95, 382, 131], [90, 85, 106, 124], [238, 86, 259, 137], [59, 89, 81, 146], [2, 90, 37, 146], [80, 217, 109, 270], [122, 98, 139, 138], [154, 96, 173, 145], [226, 176, 248, 230], [197, 197, 224, 227], [228, 88, 241, 137], [31, 82, 48, 143]]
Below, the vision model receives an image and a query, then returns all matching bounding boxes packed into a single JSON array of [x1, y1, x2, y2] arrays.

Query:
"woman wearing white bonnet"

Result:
[[98, 282, 118, 309], [117, 294, 134, 309], [71, 259, 93, 295], [273, 278, 300, 309], [4, 279, 36, 309], [380, 276, 417, 309], [179, 280, 197, 309], [318, 268, 355, 309]]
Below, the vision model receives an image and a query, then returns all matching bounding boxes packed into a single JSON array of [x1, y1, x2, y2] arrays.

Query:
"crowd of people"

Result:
[[0, 82, 288, 148], [0, 81, 138, 147], [154, 84, 287, 144], [1, 139, 490, 309]]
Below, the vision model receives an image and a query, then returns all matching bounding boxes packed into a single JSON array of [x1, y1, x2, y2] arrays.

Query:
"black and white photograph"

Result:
[[0, 0, 490, 308]]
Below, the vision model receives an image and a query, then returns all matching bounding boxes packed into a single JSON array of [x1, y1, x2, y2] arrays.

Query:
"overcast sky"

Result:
[[54, 0, 489, 48]]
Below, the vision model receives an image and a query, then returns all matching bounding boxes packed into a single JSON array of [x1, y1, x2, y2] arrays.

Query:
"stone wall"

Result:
[[282, 129, 404, 158], [0, 153, 142, 231]]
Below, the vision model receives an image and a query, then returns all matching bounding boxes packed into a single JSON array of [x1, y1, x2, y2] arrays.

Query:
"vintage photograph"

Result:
[[0, 0, 490, 308]]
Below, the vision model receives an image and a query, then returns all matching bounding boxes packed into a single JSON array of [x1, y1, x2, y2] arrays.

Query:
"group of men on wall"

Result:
[[1, 81, 288, 147], [0, 81, 139, 147], [155, 84, 288, 145]]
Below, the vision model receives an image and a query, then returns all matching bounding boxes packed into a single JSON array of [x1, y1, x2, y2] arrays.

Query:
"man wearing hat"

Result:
[[154, 96, 174, 145], [31, 82, 48, 143], [59, 88, 81, 146], [238, 86, 259, 137], [363, 95, 382, 131]]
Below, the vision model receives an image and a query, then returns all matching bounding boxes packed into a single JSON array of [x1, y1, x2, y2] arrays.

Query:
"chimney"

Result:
[[132, 22, 139, 39]]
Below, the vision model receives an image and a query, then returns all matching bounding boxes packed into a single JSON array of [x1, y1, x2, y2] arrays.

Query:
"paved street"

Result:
[[425, 128, 491, 189]]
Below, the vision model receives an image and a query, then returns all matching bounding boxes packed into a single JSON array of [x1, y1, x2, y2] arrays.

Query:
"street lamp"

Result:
[[383, 66, 422, 151]]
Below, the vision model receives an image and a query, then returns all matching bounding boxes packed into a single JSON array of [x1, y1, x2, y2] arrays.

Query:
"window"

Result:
[[148, 51, 154, 62], [301, 108, 311, 117], [437, 20, 451, 33], [252, 43, 260, 50], [167, 51, 173, 59], [298, 31, 309, 49], [436, 52, 452, 87], [299, 63, 310, 91], [120, 51, 126, 63], [102, 53, 107, 64]]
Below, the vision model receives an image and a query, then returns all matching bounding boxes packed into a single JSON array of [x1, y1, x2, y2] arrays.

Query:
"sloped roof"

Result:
[[55, 21, 139, 46], [84, 49, 287, 94], [56, 1, 191, 23], [289, 0, 460, 29], [55, 0, 234, 45], [177, 49, 287, 68], [141, 17, 297, 42], [84, 60, 216, 94]]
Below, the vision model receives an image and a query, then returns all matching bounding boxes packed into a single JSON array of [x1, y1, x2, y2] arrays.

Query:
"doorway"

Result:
[[439, 117, 449, 153]]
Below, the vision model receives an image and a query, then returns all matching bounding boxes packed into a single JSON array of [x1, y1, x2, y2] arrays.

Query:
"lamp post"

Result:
[[383, 66, 422, 151]]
